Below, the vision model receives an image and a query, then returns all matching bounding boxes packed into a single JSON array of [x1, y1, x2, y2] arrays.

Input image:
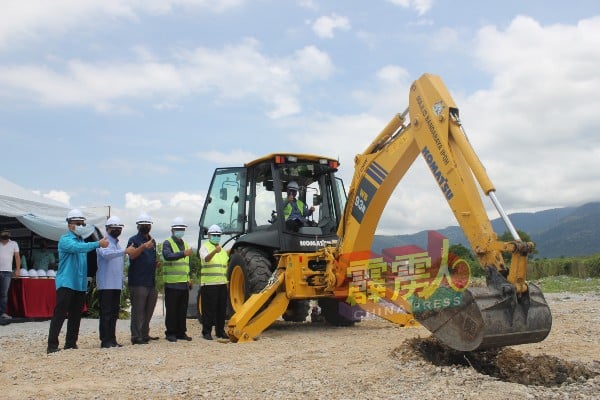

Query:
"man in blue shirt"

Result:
[[47, 209, 108, 354], [127, 213, 160, 345], [96, 216, 133, 348]]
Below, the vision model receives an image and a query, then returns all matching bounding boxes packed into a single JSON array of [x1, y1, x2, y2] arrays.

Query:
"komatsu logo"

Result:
[[299, 239, 335, 247], [433, 100, 445, 117], [422, 146, 454, 200]]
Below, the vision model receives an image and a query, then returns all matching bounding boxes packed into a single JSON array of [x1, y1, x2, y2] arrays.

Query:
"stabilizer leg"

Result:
[[227, 270, 290, 342]]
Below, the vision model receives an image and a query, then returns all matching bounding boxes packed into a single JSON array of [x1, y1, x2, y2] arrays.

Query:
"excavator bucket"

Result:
[[413, 268, 552, 352]]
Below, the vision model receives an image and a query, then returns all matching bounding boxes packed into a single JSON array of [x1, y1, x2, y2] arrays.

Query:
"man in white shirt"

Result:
[[0, 229, 21, 319]]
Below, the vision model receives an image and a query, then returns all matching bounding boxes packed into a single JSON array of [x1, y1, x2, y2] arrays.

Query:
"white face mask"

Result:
[[74, 225, 95, 239]]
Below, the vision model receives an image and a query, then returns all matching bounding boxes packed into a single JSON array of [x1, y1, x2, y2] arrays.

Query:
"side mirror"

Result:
[[313, 194, 322, 206], [220, 188, 228, 201]]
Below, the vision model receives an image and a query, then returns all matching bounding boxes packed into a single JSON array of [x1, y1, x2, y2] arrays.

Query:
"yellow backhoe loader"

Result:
[[197, 73, 552, 351]]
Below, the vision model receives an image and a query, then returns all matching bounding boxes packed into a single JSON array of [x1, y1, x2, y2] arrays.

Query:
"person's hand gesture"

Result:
[[125, 243, 136, 255], [98, 238, 109, 248], [184, 248, 193, 256], [143, 240, 154, 249]]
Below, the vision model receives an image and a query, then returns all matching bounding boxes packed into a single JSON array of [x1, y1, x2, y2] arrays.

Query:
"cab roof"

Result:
[[245, 153, 339, 168]]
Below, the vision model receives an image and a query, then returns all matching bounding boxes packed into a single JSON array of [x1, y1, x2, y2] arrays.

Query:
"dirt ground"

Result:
[[0, 292, 598, 400]]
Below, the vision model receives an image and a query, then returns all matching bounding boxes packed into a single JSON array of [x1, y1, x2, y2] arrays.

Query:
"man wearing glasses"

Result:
[[198, 224, 229, 340], [47, 209, 109, 354]]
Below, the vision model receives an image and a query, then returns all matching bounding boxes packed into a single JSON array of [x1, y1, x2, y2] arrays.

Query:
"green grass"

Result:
[[533, 275, 600, 293]]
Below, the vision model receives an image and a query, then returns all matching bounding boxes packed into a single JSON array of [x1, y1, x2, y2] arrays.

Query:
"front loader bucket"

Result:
[[413, 268, 552, 352]]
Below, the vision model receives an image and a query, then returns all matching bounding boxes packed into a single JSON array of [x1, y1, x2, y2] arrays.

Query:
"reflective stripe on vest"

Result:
[[200, 241, 228, 285], [162, 237, 190, 284], [283, 198, 306, 220]]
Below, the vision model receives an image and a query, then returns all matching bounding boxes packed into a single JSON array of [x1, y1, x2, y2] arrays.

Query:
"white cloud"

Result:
[[386, 0, 434, 16], [196, 149, 259, 163], [0, 0, 245, 49], [37, 190, 71, 206], [311, 14, 351, 38], [124, 192, 163, 211], [0, 39, 333, 118], [169, 192, 204, 208], [297, 0, 319, 11], [115, 191, 205, 245], [287, 46, 334, 81], [462, 15, 600, 210]]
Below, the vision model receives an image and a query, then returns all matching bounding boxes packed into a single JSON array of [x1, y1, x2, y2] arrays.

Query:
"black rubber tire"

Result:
[[282, 300, 311, 322], [227, 247, 273, 315], [318, 298, 358, 327], [238, 247, 273, 294]]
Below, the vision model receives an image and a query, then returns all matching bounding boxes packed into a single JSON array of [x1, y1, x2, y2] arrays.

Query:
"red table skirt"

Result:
[[7, 278, 57, 318]]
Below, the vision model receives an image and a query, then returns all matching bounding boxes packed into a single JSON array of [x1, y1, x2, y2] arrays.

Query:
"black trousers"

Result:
[[47, 287, 86, 349], [164, 287, 189, 337], [98, 289, 121, 346], [200, 284, 227, 335]]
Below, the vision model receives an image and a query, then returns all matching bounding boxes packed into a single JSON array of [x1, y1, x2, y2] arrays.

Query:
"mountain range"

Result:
[[372, 202, 600, 259]]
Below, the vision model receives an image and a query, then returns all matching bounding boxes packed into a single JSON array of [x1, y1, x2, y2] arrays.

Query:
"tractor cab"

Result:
[[198, 153, 346, 253]]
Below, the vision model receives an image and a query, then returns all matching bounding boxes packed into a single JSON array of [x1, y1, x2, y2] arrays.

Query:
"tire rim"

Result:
[[229, 264, 245, 313]]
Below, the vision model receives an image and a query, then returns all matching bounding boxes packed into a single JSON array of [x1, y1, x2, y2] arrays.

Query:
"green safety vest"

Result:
[[200, 241, 229, 285], [162, 237, 190, 284], [283, 198, 306, 220]]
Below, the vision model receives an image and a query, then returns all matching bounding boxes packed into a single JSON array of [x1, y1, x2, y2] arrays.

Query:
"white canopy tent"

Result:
[[0, 176, 108, 241]]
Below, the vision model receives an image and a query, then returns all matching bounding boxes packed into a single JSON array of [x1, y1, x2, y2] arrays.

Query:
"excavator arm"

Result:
[[334, 73, 552, 351]]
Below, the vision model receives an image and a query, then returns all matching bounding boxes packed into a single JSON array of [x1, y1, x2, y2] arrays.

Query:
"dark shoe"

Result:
[[166, 335, 177, 342], [216, 331, 228, 339], [145, 336, 159, 341], [176, 334, 192, 341], [46, 347, 60, 354], [64, 344, 78, 350], [131, 338, 149, 345], [101, 342, 113, 349], [111, 341, 123, 348], [202, 333, 213, 341]]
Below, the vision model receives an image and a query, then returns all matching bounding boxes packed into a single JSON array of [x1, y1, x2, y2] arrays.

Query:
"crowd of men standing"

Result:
[[0, 209, 231, 354]]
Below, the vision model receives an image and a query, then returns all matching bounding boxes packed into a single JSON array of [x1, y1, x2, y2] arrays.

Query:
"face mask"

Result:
[[210, 236, 221, 245], [109, 229, 122, 239], [0, 234, 9, 240], [138, 225, 151, 235], [74, 225, 88, 237], [173, 231, 185, 239]]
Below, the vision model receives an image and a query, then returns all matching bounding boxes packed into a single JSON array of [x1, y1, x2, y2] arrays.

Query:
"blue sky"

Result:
[[1, 0, 599, 242]]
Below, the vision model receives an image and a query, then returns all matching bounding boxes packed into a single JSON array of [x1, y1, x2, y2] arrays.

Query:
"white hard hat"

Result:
[[37, 269, 47, 278], [47, 270, 56, 278], [28, 269, 38, 278], [106, 216, 124, 227], [207, 224, 222, 234], [171, 217, 187, 229], [287, 181, 299, 191], [19, 269, 29, 277], [136, 213, 153, 224], [66, 209, 86, 222]]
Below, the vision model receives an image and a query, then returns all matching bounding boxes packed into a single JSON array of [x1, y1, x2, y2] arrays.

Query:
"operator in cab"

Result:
[[283, 181, 314, 232]]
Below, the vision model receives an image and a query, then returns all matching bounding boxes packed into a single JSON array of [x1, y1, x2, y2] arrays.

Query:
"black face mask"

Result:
[[0, 234, 9, 240], [109, 229, 122, 239], [138, 225, 151, 235]]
